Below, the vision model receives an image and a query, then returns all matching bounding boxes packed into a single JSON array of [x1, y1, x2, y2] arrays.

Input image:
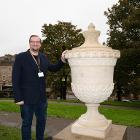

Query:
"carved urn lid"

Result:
[[65, 23, 120, 58]]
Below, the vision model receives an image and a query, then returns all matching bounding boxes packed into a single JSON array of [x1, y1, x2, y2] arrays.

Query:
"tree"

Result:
[[105, 0, 140, 49], [105, 0, 140, 100], [41, 21, 84, 99]]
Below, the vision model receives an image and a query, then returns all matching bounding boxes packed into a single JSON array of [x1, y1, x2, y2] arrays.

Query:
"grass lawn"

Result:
[[0, 125, 47, 140], [0, 100, 140, 127], [47, 102, 140, 127], [0, 125, 21, 140]]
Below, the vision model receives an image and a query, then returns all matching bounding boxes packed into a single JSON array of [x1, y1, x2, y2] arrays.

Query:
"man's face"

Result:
[[29, 36, 41, 52]]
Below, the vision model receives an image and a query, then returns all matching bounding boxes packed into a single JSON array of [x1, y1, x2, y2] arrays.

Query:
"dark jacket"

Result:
[[12, 50, 64, 104]]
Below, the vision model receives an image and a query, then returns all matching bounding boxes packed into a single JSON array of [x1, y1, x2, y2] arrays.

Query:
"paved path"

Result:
[[100, 104, 140, 110], [49, 101, 140, 110], [0, 111, 73, 137]]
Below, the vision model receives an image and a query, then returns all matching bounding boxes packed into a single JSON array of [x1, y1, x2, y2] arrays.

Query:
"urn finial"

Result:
[[88, 23, 95, 31], [82, 23, 101, 47]]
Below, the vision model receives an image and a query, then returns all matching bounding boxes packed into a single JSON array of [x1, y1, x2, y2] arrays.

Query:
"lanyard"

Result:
[[30, 51, 41, 72]]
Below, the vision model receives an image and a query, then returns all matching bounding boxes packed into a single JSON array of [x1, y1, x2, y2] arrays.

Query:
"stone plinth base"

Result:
[[72, 120, 112, 139], [52, 124, 127, 140]]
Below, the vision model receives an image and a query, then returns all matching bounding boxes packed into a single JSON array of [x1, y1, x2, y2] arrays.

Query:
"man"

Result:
[[12, 35, 66, 140]]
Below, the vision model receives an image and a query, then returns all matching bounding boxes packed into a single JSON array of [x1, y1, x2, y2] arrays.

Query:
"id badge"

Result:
[[38, 72, 44, 77]]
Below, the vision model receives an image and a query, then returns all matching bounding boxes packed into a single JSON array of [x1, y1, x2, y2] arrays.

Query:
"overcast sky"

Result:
[[0, 0, 118, 56]]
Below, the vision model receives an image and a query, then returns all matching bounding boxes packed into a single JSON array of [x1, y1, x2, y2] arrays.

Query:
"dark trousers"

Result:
[[20, 102, 47, 140]]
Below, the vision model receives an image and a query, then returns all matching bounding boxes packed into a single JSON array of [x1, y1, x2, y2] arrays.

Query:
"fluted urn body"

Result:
[[65, 23, 120, 139]]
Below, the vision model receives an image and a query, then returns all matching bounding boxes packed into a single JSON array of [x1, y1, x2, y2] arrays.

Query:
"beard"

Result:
[[30, 46, 39, 52]]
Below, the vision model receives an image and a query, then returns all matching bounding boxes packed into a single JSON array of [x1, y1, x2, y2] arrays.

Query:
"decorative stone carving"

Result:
[[65, 23, 120, 139], [71, 83, 114, 103]]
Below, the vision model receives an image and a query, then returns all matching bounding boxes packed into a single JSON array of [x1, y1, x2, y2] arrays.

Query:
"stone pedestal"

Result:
[[71, 104, 112, 138], [52, 125, 126, 140], [52, 124, 127, 140]]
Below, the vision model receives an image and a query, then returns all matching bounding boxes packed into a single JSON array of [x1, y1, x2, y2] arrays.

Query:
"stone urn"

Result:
[[64, 23, 120, 139]]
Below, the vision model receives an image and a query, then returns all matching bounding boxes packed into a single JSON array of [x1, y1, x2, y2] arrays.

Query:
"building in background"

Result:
[[0, 54, 15, 97]]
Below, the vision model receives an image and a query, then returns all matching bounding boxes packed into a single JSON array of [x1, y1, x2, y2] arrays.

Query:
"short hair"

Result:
[[29, 35, 41, 43]]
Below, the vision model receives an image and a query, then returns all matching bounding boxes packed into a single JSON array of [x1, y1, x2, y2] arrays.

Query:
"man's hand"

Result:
[[16, 101, 24, 105], [61, 50, 68, 63]]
